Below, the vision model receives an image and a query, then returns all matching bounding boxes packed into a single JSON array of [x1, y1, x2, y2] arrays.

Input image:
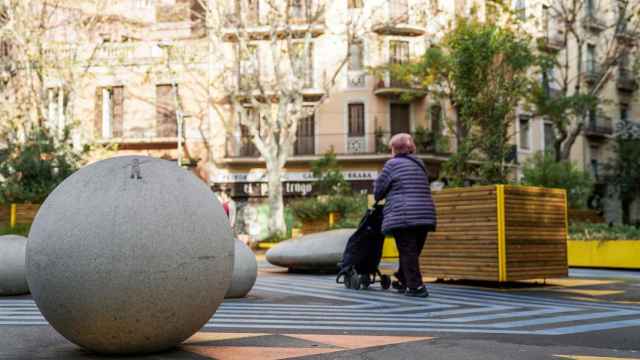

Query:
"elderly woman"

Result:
[[373, 133, 437, 298]]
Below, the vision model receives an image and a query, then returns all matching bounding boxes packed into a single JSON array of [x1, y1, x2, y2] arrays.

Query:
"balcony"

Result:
[[582, 14, 606, 32], [537, 32, 565, 52], [96, 136, 179, 150], [225, 137, 261, 158], [615, 24, 637, 43], [373, 72, 426, 98], [583, 62, 604, 84], [372, 0, 426, 37], [584, 117, 613, 139], [617, 69, 638, 93], [346, 70, 367, 89], [222, 11, 325, 41]]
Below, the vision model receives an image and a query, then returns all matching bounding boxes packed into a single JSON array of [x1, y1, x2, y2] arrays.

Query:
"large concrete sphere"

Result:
[[225, 240, 258, 299], [0, 235, 29, 295], [26, 156, 234, 355]]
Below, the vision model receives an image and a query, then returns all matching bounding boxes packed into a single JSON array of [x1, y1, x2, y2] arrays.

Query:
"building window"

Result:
[[389, 40, 409, 64], [156, 84, 178, 137], [291, 0, 311, 20], [429, 0, 440, 15], [240, 123, 259, 157], [590, 145, 600, 180], [348, 40, 364, 71], [514, 0, 526, 20], [588, 107, 597, 127], [348, 0, 363, 9], [239, 44, 258, 90], [295, 109, 315, 155], [247, 0, 259, 25], [586, 44, 596, 72], [390, 0, 409, 22], [293, 42, 314, 88], [620, 103, 629, 122], [430, 105, 442, 135], [47, 87, 65, 131], [94, 86, 124, 139], [544, 122, 555, 153], [519, 115, 531, 150], [348, 103, 365, 137], [585, 0, 595, 16]]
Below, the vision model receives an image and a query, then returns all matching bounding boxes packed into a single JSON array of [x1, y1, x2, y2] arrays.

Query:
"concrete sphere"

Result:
[[26, 156, 234, 355], [225, 240, 258, 299], [266, 229, 355, 271], [0, 235, 29, 295]]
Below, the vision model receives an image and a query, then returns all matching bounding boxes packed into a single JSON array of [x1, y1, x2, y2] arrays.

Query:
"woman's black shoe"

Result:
[[405, 286, 429, 298], [391, 280, 406, 293]]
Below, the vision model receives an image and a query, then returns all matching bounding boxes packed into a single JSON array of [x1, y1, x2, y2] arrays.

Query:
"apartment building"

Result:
[[12, 0, 638, 229]]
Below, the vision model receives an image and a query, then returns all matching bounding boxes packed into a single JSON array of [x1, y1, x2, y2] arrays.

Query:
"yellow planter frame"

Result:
[[568, 240, 640, 269]]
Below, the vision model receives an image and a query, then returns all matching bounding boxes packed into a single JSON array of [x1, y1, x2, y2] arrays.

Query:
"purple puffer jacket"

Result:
[[373, 154, 437, 234]]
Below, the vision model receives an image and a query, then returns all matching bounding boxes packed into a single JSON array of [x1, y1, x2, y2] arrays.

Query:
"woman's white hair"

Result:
[[389, 133, 416, 155]]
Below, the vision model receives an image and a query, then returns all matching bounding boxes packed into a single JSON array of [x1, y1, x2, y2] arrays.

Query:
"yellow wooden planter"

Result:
[[381, 186, 569, 282], [568, 240, 640, 269], [0, 203, 40, 228], [300, 212, 341, 235]]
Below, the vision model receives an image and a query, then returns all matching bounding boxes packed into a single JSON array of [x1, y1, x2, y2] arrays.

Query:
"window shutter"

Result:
[[156, 84, 177, 137], [112, 86, 124, 138], [94, 87, 102, 139]]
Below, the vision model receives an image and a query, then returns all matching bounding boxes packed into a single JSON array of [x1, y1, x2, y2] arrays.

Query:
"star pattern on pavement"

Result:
[[181, 332, 433, 360]]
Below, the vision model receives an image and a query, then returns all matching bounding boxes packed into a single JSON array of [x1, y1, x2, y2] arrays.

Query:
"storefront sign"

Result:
[[211, 170, 378, 184]]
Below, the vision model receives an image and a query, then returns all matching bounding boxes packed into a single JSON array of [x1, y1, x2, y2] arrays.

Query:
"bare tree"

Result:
[[0, 0, 125, 143], [192, 0, 398, 235], [533, 0, 640, 161]]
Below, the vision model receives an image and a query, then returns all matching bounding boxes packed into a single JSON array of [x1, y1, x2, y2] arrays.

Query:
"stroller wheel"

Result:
[[380, 274, 391, 290], [344, 275, 352, 289], [351, 274, 362, 290], [361, 274, 371, 290]]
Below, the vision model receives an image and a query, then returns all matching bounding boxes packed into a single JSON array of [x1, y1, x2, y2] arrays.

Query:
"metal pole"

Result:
[[161, 41, 184, 166]]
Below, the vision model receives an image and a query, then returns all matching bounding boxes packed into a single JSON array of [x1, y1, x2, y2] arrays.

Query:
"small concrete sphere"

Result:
[[225, 240, 258, 299], [0, 235, 29, 295], [26, 156, 234, 355]]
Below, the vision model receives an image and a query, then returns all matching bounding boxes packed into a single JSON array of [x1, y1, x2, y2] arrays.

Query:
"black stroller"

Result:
[[336, 202, 391, 290]]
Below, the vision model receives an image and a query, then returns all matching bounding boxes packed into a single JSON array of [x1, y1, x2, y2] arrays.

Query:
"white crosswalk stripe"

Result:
[[2, 274, 640, 335]]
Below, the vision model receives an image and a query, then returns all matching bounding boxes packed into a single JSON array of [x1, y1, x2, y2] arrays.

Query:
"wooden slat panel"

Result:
[[423, 186, 499, 280], [504, 186, 567, 281], [14, 204, 40, 225], [0, 205, 9, 226]]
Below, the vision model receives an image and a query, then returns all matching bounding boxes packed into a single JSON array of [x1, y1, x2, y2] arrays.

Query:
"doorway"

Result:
[[390, 103, 410, 135]]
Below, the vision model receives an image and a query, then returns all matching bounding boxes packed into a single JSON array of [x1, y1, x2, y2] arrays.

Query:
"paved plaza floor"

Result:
[[1, 260, 639, 360]]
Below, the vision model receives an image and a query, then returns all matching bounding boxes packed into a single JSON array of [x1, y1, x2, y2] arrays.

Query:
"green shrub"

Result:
[[569, 223, 640, 240], [289, 195, 368, 223], [521, 151, 594, 208], [0, 125, 84, 203], [311, 149, 351, 195], [0, 224, 30, 237]]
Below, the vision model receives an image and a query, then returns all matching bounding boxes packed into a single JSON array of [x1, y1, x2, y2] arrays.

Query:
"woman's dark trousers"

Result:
[[391, 226, 429, 289]]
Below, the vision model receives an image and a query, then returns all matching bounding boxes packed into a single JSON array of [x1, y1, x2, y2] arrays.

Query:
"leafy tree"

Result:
[[521, 151, 594, 208], [0, 125, 84, 203], [528, 0, 640, 162], [388, 16, 535, 184], [605, 120, 640, 224], [310, 148, 350, 196]]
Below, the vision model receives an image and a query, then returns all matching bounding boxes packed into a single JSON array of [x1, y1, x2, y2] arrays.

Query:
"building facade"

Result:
[[7, 0, 638, 234]]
